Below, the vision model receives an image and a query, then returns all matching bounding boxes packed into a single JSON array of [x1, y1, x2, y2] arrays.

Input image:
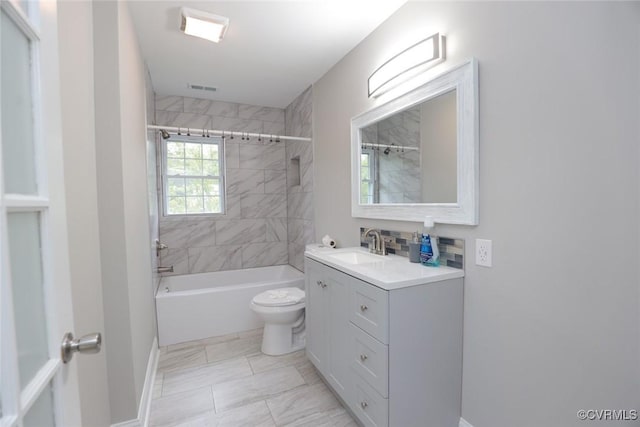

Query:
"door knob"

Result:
[[61, 332, 102, 364]]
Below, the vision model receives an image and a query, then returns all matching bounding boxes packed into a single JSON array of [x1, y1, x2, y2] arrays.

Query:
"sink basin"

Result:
[[328, 251, 386, 265]]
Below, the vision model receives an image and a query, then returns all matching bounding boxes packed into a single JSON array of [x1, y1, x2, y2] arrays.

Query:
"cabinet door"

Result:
[[304, 259, 327, 370], [326, 268, 352, 399]]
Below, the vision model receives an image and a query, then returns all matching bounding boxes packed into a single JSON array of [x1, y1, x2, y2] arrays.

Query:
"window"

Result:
[[360, 148, 376, 204], [163, 136, 225, 215]]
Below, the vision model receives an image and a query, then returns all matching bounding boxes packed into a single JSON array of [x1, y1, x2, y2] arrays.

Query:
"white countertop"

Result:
[[304, 244, 464, 291]]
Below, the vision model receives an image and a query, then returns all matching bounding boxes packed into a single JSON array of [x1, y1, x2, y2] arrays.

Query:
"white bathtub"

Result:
[[155, 265, 304, 346]]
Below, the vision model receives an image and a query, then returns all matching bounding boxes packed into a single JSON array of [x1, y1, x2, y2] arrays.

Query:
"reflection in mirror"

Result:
[[351, 58, 478, 224], [360, 89, 457, 204]]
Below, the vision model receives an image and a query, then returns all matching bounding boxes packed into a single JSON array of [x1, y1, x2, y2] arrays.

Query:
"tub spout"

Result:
[[157, 266, 174, 274]]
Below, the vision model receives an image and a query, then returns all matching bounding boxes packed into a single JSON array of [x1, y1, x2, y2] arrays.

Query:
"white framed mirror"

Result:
[[351, 58, 479, 224]]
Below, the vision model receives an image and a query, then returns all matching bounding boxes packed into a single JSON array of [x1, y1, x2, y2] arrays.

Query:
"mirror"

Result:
[[351, 58, 478, 224]]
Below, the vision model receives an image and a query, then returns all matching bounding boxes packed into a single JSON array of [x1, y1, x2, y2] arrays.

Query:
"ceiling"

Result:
[[128, 1, 407, 108]]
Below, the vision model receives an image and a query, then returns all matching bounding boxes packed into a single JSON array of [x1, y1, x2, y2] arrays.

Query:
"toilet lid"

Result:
[[252, 287, 305, 307]]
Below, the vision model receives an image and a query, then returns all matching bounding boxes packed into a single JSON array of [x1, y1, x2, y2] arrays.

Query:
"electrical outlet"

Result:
[[476, 239, 492, 267]]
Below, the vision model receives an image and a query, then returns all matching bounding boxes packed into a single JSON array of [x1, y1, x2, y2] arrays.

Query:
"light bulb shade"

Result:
[[180, 7, 229, 43], [368, 33, 446, 98]]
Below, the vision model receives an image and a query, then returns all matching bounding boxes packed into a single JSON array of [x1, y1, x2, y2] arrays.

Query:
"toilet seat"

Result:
[[252, 287, 305, 307]]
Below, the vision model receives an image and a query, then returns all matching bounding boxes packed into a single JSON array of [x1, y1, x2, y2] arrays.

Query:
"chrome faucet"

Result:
[[364, 228, 386, 255], [157, 266, 174, 274]]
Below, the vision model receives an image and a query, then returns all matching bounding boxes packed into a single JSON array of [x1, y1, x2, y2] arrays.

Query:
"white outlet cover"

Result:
[[476, 239, 492, 267]]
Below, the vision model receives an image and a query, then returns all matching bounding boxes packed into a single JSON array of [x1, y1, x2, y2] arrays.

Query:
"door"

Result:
[[1, 1, 82, 426]]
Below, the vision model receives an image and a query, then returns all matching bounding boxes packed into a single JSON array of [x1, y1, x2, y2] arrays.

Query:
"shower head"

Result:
[[160, 129, 171, 140], [383, 147, 391, 155]]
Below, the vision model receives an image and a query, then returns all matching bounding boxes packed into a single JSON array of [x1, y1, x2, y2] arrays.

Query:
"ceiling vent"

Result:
[[187, 83, 217, 92]]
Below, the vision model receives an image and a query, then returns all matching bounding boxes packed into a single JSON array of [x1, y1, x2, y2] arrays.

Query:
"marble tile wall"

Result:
[[284, 86, 315, 272], [156, 95, 289, 275]]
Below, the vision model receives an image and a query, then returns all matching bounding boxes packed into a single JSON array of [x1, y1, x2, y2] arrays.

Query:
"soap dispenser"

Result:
[[409, 231, 421, 263]]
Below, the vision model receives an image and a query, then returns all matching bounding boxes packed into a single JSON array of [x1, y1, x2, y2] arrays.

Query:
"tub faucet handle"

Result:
[[156, 239, 168, 257]]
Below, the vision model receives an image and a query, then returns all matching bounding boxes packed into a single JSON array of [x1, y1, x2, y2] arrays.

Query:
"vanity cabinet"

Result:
[[304, 258, 351, 397], [304, 257, 463, 427]]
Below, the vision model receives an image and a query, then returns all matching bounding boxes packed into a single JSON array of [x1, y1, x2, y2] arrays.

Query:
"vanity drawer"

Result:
[[352, 376, 389, 427], [350, 279, 389, 344], [350, 323, 388, 398]]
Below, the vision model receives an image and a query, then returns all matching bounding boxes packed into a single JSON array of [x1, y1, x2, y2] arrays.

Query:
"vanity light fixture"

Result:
[[180, 7, 229, 43], [368, 32, 446, 98]]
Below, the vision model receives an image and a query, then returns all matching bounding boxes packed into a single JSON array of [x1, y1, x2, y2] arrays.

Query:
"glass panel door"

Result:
[[0, 2, 73, 426]]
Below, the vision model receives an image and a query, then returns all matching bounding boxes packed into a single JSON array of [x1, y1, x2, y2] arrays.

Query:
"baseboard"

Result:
[[139, 336, 160, 427], [111, 421, 139, 427], [111, 337, 159, 427], [460, 418, 474, 427]]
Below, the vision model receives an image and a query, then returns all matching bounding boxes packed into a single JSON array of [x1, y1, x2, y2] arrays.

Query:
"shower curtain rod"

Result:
[[361, 142, 419, 152], [147, 125, 312, 142]]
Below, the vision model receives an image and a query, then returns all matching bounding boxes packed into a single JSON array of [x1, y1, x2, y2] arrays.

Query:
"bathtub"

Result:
[[155, 265, 305, 346]]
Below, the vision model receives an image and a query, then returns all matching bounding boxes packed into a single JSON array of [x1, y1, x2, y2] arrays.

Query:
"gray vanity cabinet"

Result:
[[304, 258, 351, 398], [304, 257, 464, 427]]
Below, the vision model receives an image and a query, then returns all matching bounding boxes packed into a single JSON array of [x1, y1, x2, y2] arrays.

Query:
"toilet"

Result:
[[250, 287, 306, 356]]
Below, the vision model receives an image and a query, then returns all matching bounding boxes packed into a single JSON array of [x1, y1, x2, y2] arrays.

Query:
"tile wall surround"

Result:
[[359, 227, 465, 269], [285, 86, 314, 272], [156, 92, 314, 275]]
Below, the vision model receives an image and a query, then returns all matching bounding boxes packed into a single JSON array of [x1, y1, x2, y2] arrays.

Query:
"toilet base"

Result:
[[261, 323, 306, 356]]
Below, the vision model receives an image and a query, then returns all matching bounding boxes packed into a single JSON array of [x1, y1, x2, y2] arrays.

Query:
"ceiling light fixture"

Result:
[[180, 7, 229, 43], [368, 33, 446, 98]]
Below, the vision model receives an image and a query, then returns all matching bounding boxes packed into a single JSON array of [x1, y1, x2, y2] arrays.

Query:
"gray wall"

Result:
[[312, 2, 640, 426], [58, 2, 111, 425], [93, 1, 157, 423], [156, 95, 289, 274], [146, 68, 161, 295], [117, 2, 157, 410], [285, 86, 315, 271]]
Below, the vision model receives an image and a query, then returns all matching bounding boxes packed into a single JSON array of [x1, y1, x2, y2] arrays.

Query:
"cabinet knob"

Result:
[[321, 282, 327, 288], [360, 304, 368, 312], [361, 401, 368, 409], [360, 354, 368, 362]]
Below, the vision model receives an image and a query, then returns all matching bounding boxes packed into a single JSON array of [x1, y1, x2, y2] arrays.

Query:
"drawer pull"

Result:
[[360, 304, 368, 312], [360, 354, 368, 362], [361, 401, 368, 409]]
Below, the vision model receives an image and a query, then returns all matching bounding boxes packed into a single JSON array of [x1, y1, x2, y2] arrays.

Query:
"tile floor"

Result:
[[149, 329, 358, 427]]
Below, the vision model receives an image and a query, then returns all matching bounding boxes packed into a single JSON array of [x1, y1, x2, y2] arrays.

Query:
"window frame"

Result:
[[360, 147, 377, 204], [161, 135, 226, 217]]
